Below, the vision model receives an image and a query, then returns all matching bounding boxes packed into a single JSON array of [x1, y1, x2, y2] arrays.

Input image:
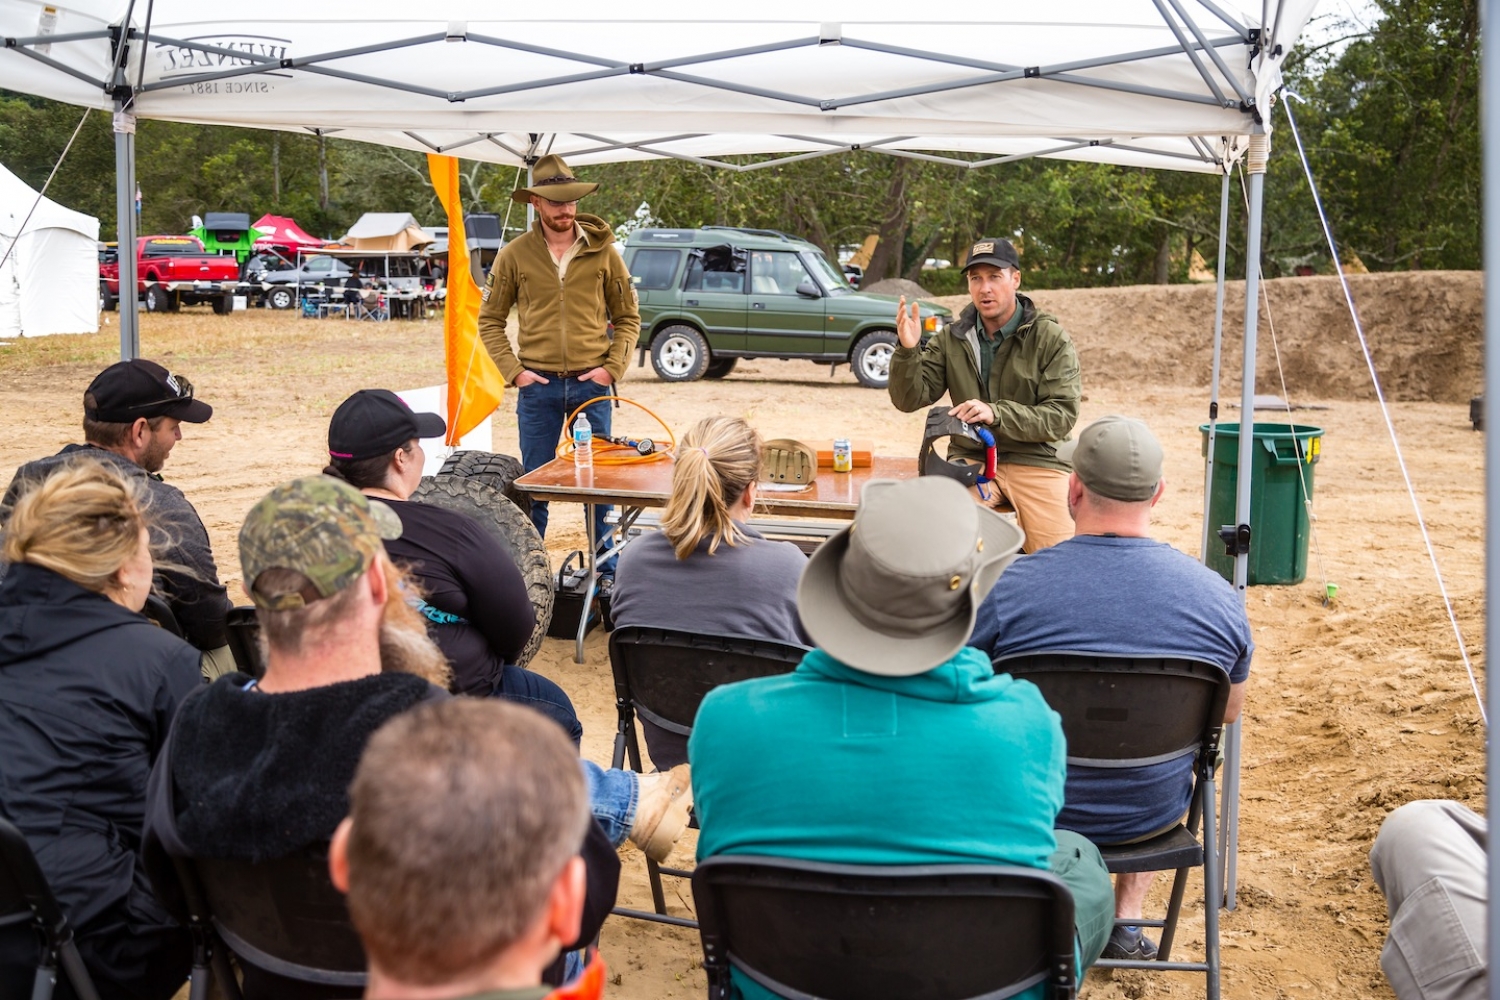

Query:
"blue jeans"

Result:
[[496, 663, 583, 746], [582, 759, 638, 848], [516, 377, 616, 562]]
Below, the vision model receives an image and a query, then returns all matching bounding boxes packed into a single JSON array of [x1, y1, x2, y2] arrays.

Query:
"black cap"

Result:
[[962, 237, 1021, 272], [328, 389, 446, 461], [84, 359, 213, 423]]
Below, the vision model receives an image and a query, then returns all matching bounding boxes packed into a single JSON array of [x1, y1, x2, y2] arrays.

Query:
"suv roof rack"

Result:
[[701, 225, 802, 243]]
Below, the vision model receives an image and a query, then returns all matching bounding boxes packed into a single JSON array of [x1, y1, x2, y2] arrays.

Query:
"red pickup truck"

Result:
[[100, 236, 242, 313]]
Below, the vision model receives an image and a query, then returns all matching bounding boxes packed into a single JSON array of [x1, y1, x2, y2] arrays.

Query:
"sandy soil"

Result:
[[0, 270, 1484, 1000]]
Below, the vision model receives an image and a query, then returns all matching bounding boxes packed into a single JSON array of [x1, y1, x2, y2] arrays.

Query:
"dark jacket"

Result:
[[888, 293, 1081, 470], [0, 562, 201, 932], [0, 445, 232, 650], [143, 673, 620, 949]]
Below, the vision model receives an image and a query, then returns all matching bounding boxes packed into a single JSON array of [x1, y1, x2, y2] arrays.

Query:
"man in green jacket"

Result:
[[477, 154, 641, 551], [889, 237, 1080, 551]]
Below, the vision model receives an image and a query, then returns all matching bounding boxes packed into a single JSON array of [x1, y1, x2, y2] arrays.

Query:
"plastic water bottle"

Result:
[[573, 413, 593, 469]]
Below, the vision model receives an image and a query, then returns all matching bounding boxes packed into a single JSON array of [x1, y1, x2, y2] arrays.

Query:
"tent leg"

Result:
[[1483, 1, 1500, 994], [113, 101, 139, 360], [1222, 125, 1268, 912], [1201, 167, 1232, 562]]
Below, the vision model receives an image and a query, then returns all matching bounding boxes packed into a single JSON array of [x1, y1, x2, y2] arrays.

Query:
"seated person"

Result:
[[970, 416, 1252, 960], [344, 266, 364, 305], [0, 460, 200, 999], [611, 416, 807, 767], [1370, 800, 1486, 1000], [324, 388, 581, 744], [330, 698, 605, 1000], [690, 476, 1115, 1000], [144, 478, 691, 996]]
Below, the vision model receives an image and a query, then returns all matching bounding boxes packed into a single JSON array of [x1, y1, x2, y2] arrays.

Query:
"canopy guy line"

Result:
[[1282, 93, 1485, 726], [0, 105, 92, 273]]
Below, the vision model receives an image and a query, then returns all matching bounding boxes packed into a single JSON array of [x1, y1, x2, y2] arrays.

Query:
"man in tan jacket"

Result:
[[477, 154, 640, 555]]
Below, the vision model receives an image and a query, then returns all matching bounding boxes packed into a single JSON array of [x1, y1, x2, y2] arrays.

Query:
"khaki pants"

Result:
[[990, 463, 1073, 553], [1370, 800, 1487, 1000], [200, 645, 237, 682]]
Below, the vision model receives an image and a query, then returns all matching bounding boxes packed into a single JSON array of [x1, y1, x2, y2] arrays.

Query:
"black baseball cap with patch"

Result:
[[328, 389, 446, 461], [962, 237, 1021, 272], [84, 359, 213, 423]]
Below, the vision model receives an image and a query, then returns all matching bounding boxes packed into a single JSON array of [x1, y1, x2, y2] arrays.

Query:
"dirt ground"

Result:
[[0, 269, 1484, 1000]]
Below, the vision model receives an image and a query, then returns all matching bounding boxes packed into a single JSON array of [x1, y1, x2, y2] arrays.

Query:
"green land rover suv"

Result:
[[623, 227, 951, 389]]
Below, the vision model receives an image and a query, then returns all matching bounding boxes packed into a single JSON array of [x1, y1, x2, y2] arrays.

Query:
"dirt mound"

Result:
[[932, 271, 1482, 403], [862, 277, 933, 299]]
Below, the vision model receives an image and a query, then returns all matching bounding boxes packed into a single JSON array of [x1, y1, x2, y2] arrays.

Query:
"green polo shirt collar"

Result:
[[977, 303, 1026, 387]]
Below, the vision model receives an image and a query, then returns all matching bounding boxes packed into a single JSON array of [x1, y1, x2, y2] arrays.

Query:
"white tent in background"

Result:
[[0, 162, 99, 339]]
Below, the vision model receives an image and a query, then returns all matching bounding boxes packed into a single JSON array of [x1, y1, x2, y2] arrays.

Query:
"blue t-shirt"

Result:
[[970, 535, 1253, 842]]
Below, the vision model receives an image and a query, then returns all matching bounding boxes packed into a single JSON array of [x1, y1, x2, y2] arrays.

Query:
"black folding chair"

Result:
[[692, 855, 1077, 1000], [224, 606, 265, 679], [189, 845, 365, 999], [142, 593, 184, 638], [608, 626, 808, 927], [0, 818, 101, 1000], [167, 857, 243, 1000], [996, 652, 1230, 1000]]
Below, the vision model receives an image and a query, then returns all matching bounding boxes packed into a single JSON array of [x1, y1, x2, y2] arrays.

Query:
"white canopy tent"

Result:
[[0, 0, 1323, 914], [0, 161, 99, 339]]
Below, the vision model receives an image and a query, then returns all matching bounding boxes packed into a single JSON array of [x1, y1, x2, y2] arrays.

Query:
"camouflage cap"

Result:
[[239, 475, 403, 611]]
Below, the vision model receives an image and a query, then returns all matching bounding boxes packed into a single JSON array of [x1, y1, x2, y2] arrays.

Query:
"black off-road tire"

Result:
[[851, 329, 897, 389], [650, 325, 710, 382], [412, 473, 553, 667], [267, 286, 295, 310], [143, 284, 176, 313], [212, 294, 231, 315], [704, 357, 738, 379], [435, 450, 531, 517], [100, 281, 117, 312]]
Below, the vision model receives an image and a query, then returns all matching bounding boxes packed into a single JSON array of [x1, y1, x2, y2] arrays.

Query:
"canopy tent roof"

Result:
[[0, 1, 1316, 174], [0, 161, 96, 240], [252, 214, 323, 249]]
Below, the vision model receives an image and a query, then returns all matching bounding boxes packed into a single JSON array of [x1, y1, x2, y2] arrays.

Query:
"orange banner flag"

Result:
[[427, 154, 506, 444]]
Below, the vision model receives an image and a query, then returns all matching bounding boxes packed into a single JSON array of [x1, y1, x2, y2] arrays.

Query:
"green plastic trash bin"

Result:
[[1199, 422, 1323, 586]]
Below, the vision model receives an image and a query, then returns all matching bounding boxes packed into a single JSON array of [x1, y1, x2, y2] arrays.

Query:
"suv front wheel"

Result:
[[650, 325, 710, 382], [851, 329, 897, 389]]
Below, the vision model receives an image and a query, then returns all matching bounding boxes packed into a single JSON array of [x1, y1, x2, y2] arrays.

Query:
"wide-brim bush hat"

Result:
[[511, 153, 599, 205], [797, 476, 1024, 676]]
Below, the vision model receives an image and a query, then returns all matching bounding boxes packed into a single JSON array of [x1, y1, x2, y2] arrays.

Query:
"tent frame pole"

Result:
[[1483, 1, 1500, 995], [1222, 123, 1269, 912], [1201, 166, 1232, 562], [112, 98, 139, 360]]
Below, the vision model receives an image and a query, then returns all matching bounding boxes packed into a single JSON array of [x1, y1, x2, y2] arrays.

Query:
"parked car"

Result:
[[254, 254, 353, 309], [100, 236, 241, 313], [623, 227, 950, 389]]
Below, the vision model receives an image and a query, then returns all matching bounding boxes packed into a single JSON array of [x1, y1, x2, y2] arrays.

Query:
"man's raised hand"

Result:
[[896, 296, 923, 349]]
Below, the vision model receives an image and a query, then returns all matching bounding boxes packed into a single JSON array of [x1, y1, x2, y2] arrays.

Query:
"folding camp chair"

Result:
[[224, 605, 265, 679], [692, 855, 1078, 1000], [189, 845, 366, 999], [166, 857, 243, 1000], [0, 817, 102, 1000], [996, 652, 1230, 1000], [608, 626, 808, 927]]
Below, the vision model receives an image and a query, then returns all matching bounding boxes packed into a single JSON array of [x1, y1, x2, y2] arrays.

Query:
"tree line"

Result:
[[0, 0, 1475, 290]]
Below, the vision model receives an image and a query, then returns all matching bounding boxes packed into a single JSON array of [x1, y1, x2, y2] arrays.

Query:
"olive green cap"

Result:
[[1072, 415, 1164, 501], [239, 475, 402, 611]]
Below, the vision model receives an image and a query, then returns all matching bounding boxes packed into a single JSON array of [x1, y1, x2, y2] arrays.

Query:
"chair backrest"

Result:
[[994, 652, 1230, 770], [608, 626, 808, 737], [192, 845, 366, 987], [224, 605, 265, 679], [693, 855, 1076, 1000], [0, 817, 69, 943], [143, 592, 185, 638]]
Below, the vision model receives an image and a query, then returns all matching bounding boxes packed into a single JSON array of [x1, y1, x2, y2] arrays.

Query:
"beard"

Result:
[[378, 562, 453, 689]]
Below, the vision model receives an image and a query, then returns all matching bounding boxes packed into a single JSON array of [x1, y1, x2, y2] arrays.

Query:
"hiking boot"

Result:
[[1103, 925, 1159, 961], [629, 764, 692, 862]]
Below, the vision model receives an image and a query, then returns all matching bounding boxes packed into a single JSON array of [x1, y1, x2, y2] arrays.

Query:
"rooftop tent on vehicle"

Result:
[[343, 213, 435, 253], [190, 212, 261, 265]]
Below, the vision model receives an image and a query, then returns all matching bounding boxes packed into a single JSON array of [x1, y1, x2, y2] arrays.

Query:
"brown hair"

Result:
[[82, 413, 171, 449], [323, 440, 414, 492], [659, 416, 761, 559], [2, 459, 149, 594], [345, 699, 589, 985]]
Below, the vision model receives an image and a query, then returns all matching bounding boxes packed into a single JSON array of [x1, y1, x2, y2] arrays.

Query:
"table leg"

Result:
[[574, 502, 598, 664]]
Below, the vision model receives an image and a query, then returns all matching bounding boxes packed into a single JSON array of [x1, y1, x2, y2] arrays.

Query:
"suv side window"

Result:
[[307, 257, 332, 273], [684, 245, 746, 293], [631, 248, 682, 290], [749, 251, 812, 295]]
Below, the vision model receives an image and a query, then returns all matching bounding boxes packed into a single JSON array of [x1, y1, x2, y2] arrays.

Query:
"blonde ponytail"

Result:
[[659, 416, 762, 559], [2, 459, 149, 594]]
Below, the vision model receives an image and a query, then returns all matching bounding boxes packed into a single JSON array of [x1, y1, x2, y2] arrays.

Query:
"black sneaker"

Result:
[[1103, 925, 1159, 961]]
